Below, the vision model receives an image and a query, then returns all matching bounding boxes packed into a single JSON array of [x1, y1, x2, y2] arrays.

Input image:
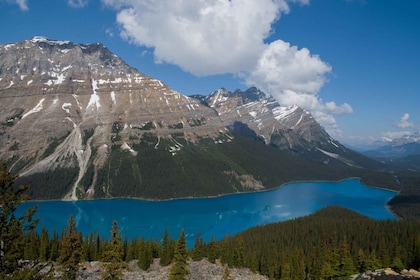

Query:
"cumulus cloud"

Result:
[[68, 0, 89, 8], [396, 113, 414, 128], [6, 0, 28, 10], [382, 130, 411, 140], [103, 0, 286, 75], [102, 0, 353, 136]]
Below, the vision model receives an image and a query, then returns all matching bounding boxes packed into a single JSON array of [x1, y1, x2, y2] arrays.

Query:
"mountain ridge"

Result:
[[0, 37, 386, 200]]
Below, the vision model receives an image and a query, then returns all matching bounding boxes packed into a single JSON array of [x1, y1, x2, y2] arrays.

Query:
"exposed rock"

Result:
[[75, 258, 267, 280], [352, 268, 420, 280], [0, 37, 373, 200]]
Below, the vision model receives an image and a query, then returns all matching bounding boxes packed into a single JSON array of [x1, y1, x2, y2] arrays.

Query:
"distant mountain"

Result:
[[0, 37, 384, 200], [363, 132, 420, 170], [364, 132, 420, 158]]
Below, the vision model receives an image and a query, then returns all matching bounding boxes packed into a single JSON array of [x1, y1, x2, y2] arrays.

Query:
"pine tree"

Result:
[[101, 220, 127, 280], [137, 237, 153, 271], [206, 235, 218, 264], [233, 236, 244, 267], [57, 215, 83, 280], [0, 162, 39, 275], [160, 228, 175, 266], [191, 233, 204, 261], [23, 229, 39, 260], [337, 239, 356, 279], [39, 227, 50, 262], [169, 229, 190, 280], [49, 229, 60, 262], [125, 237, 138, 262]]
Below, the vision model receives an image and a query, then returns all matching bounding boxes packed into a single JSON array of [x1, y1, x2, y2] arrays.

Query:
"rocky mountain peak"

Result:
[[0, 37, 365, 201], [0, 37, 228, 200]]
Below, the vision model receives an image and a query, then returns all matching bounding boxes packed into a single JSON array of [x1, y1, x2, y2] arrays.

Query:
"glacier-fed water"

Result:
[[17, 179, 397, 247]]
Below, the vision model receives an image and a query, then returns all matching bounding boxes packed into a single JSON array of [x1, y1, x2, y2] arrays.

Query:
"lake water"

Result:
[[17, 179, 397, 246]]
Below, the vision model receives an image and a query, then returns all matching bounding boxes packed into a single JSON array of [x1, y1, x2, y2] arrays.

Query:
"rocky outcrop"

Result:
[[33, 258, 268, 280], [352, 268, 420, 280]]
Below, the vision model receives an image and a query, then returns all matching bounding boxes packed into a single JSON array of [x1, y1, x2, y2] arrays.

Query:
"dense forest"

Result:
[[1, 160, 420, 279], [5, 207, 420, 279]]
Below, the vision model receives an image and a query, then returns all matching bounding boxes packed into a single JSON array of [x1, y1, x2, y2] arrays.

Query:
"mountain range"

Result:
[[0, 37, 389, 200], [362, 132, 420, 171]]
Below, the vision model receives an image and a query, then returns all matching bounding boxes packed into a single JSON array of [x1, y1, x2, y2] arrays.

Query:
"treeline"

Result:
[[12, 206, 420, 279], [211, 206, 420, 279], [93, 134, 368, 200]]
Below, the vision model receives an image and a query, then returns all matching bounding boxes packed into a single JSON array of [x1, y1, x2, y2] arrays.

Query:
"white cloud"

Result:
[[396, 113, 414, 128], [104, 0, 286, 75], [7, 0, 28, 11], [68, 0, 89, 8], [103, 0, 353, 137], [244, 40, 352, 136], [245, 40, 332, 95], [382, 130, 411, 140], [105, 28, 114, 38]]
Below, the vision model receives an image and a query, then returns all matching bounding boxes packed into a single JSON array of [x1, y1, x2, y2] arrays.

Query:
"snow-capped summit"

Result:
[[31, 36, 71, 45]]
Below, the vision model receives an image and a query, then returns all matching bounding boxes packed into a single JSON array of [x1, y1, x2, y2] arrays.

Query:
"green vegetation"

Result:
[[0, 162, 40, 278], [169, 229, 190, 280], [1, 108, 24, 127], [42, 133, 70, 158], [207, 206, 420, 279], [139, 121, 155, 130], [168, 122, 184, 129], [187, 117, 205, 127], [16, 167, 78, 199], [1, 163, 420, 279], [101, 220, 126, 279], [82, 128, 95, 146], [81, 132, 419, 219], [57, 215, 83, 279]]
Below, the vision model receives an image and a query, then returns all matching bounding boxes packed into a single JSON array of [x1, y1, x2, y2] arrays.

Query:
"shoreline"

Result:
[[24, 177, 401, 218]]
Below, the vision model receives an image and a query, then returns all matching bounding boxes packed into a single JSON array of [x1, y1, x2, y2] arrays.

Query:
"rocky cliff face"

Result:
[[0, 37, 369, 200], [205, 87, 334, 152], [1, 37, 229, 199]]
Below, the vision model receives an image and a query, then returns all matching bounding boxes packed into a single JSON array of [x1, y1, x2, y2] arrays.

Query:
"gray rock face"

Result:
[[1, 37, 359, 200], [205, 87, 335, 152], [0, 37, 226, 198]]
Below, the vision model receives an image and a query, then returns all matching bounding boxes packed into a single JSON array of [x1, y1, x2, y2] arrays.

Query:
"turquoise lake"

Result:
[[17, 179, 397, 246]]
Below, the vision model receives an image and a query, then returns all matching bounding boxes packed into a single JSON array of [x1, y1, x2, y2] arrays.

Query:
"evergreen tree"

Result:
[[233, 236, 244, 267], [49, 230, 60, 262], [57, 215, 83, 280], [125, 237, 138, 262], [337, 239, 356, 279], [137, 237, 153, 271], [190, 233, 204, 261], [39, 227, 50, 262], [0, 162, 39, 275], [249, 251, 259, 273], [169, 229, 190, 280], [23, 229, 39, 260], [206, 235, 218, 264], [101, 220, 126, 280], [160, 228, 175, 266]]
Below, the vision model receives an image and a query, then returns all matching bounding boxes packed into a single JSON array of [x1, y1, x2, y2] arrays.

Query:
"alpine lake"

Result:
[[17, 179, 397, 247]]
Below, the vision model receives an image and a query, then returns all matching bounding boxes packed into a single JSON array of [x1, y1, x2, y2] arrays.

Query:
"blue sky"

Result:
[[1, 0, 419, 148]]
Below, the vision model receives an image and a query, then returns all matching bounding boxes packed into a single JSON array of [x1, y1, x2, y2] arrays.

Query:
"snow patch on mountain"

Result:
[[87, 79, 101, 111], [31, 36, 71, 46], [22, 98, 45, 119], [273, 105, 299, 121]]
